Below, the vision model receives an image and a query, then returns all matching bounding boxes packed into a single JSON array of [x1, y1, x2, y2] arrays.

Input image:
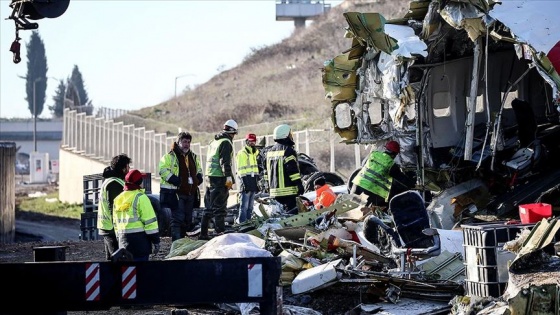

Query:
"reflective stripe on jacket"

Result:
[[236, 145, 260, 191], [97, 177, 125, 234], [266, 144, 301, 197], [237, 146, 259, 176], [352, 151, 394, 202], [113, 190, 159, 235], [314, 184, 337, 209], [159, 150, 202, 189], [205, 137, 233, 177]]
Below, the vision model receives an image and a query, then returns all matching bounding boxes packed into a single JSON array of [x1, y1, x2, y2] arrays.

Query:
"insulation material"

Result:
[[386, 24, 428, 58], [439, 2, 483, 30]]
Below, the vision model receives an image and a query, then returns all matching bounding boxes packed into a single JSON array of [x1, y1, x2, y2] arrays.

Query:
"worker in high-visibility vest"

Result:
[[200, 120, 238, 240], [351, 141, 414, 206], [158, 131, 203, 241], [235, 133, 261, 223], [113, 169, 160, 261], [97, 154, 131, 260]]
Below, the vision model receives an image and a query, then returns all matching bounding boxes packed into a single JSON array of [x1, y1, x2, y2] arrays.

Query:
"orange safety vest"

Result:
[[313, 184, 337, 209]]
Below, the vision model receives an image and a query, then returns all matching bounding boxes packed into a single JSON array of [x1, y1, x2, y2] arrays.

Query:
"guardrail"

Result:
[[62, 108, 364, 181]]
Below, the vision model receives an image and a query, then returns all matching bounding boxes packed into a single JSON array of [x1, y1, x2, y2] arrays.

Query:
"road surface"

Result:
[[16, 219, 81, 242]]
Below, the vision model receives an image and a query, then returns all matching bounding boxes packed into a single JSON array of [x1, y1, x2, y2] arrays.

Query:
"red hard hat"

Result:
[[245, 133, 257, 142], [385, 141, 400, 154]]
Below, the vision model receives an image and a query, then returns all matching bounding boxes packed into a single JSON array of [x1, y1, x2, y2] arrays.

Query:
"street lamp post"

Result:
[[32, 76, 57, 152], [32, 77, 43, 152], [174, 74, 195, 98]]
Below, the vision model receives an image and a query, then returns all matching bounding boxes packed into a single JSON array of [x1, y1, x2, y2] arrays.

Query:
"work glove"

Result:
[[225, 176, 234, 190], [168, 175, 181, 187], [196, 173, 203, 184], [152, 243, 160, 255]]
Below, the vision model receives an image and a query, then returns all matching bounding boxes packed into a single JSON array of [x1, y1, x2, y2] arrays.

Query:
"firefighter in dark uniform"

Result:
[[266, 124, 304, 215]]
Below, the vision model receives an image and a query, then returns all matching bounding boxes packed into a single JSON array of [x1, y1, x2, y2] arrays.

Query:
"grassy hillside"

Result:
[[120, 0, 409, 141]]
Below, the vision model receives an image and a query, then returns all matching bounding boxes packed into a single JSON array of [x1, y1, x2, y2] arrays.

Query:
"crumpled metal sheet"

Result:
[[488, 1, 560, 55]]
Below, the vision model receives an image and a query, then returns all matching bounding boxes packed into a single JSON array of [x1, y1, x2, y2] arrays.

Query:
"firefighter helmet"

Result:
[[273, 124, 292, 140]]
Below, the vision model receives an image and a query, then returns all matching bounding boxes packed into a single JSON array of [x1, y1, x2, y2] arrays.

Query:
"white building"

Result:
[[0, 119, 62, 173]]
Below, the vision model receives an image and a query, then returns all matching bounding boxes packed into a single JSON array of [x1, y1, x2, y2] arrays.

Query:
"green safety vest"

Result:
[[113, 190, 159, 235], [205, 138, 232, 177], [352, 151, 394, 202], [97, 177, 125, 234]]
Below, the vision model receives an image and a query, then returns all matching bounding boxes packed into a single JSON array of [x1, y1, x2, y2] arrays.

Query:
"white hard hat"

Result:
[[223, 119, 238, 134]]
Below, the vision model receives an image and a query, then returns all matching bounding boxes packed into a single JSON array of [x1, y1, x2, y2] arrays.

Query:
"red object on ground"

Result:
[[519, 203, 552, 224], [548, 41, 560, 74]]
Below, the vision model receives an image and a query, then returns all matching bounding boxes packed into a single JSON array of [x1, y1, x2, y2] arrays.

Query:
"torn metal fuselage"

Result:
[[323, 1, 560, 216]]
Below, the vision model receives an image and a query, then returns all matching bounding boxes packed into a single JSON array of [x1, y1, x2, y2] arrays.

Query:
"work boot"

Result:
[[198, 234, 211, 241], [214, 216, 226, 234], [199, 216, 210, 240], [171, 226, 182, 242]]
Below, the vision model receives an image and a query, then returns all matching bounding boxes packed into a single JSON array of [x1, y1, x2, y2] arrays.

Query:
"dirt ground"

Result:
[[2, 219, 366, 315], [3, 182, 365, 315]]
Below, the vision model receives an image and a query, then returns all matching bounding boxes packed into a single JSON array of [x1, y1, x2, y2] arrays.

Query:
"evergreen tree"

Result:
[[69, 65, 93, 115], [48, 79, 66, 118], [25, 31, 48, 118], [64, 78, 81, 110], [70, 65, 89, 103]]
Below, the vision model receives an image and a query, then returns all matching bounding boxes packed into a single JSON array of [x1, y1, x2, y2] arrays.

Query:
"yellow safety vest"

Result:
[[159, 151, 202, 189], [236, 146, 259, 177], [97, 177, 125, 234], [113, 190, 159, 235]]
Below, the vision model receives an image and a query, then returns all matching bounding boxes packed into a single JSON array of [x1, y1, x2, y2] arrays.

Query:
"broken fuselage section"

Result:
[[323, 0, 560, 215]]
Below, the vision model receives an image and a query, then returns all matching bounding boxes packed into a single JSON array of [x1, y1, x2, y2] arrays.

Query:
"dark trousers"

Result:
[[350, 184, 387, 207], [160, 188, 178, 240], [170, 194, 195, 241], [201, 176, 228, 236], [101, 231, 118, 260], [160, 188, 179, 211]]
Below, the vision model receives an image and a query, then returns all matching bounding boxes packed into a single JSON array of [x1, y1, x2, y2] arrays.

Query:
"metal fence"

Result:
[[62, 108, 365, 181]]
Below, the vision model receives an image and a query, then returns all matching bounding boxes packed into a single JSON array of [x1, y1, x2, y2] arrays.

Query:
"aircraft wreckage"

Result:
[[323, 0, 560, 217], [3, 0, 560, 314], [164, 1, 560, 314]]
